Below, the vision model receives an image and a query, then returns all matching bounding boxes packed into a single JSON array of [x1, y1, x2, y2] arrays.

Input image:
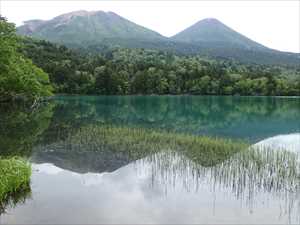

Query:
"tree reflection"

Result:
[[0, 103, 53, 214], [50, 96, 300, 142], [0, 102, 55, 158]]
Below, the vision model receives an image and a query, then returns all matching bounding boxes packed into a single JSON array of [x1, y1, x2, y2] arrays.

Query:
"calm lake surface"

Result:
[[0, 96, 299, 224]]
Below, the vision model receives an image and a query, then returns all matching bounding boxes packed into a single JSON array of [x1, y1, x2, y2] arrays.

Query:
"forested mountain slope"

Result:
[[20, 38, 300, 96], [17, 11, 300, 66]]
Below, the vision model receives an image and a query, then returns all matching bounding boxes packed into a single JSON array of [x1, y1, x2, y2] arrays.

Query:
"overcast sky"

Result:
[[1, 1, 299, 53]]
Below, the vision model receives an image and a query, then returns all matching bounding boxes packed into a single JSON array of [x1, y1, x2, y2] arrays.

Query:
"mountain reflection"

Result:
[[0, 96, 300, 223], [29, 141, 300, 224]]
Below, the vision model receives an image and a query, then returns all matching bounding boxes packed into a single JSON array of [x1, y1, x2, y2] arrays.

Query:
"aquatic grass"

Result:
[[0, 157, 31, 207], [38, 124, 300, 193], [134, 147, 300, 220], [58, 125, 248, 166], [35, 124, 300, 194], [227, 147, 300, 193], [210, 146, 300, 196], [137, 146, 300, 197], [34, 123, 300, 215]]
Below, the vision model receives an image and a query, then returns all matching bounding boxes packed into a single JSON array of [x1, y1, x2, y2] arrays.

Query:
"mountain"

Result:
[[17, 11, 300, 66], [171, 18, 267, 50], [170, 18, 300, 66], [17, 10, 165, 45]]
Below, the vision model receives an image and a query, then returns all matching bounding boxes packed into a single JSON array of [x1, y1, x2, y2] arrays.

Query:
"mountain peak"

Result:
[[53, 10, 108, 21], [62, 10, 90, 16], [17, 10, 165, 44], [16, 11, 299, 65], [172, 17, 266, 50], [199, 18, 221, 23], [193, 18, 226, 29]]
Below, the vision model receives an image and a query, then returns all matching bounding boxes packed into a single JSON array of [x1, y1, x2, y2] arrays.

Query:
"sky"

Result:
[[1, 0, 299, 53]]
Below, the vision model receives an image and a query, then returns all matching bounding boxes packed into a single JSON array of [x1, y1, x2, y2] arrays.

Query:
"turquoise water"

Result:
[[0, 96, 299, 224]]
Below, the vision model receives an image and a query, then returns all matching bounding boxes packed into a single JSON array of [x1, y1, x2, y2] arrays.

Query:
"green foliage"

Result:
[[0, 16, 18, 75], [21, 38, 300, 96], [0, 17, 52, 102], [0, 157, 31, 206]]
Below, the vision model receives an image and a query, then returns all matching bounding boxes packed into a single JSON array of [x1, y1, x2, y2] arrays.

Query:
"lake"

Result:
[[0, 96, 299, 224]]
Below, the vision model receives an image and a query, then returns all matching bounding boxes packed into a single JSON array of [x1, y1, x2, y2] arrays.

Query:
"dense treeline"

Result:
[[21, 38, 300, 96], [0, 17, 52, 102]]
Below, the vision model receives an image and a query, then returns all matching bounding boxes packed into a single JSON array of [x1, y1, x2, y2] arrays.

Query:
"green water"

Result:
[[0, 96, 299, 224]]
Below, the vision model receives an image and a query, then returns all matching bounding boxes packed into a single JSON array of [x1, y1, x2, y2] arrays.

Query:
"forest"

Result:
[[21, 38, 300, 96], [1, 17, 300, 102]]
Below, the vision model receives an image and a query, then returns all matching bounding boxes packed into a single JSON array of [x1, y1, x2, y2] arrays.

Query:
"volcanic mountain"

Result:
[[17, 10, 165, 45], [17, 11, 300, 65]]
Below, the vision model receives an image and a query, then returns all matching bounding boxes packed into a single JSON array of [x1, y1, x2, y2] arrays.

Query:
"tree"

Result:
[[0, 17, 52, 102], [0, 17, 19, 76], [94, 66, 108, 94]]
